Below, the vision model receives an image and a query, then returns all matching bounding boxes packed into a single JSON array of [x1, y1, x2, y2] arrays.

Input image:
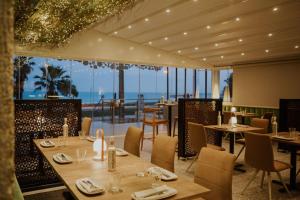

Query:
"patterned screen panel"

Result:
[[178, 99, 223, 158], [15, 99, 81, 190]]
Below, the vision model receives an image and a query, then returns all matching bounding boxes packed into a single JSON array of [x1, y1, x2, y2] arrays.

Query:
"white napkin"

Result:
[[147, 167, 177, 181], [134, 185, 169, 199], [77, 178, 104, 193], [40, 140, 55, 147]]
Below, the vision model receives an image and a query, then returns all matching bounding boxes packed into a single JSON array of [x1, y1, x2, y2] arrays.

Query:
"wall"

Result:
[[233, 60, 300, 108]]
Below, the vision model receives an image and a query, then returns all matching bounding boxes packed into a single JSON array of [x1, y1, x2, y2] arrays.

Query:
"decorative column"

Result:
[[211, 69, 220, 99], [0, 0, 15, 199], [118, 64, 125, 119]]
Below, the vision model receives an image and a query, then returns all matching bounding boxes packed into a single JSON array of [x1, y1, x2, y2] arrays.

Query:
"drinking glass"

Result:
[[150, 168, 162, 188], [108, 172, 123, 193], [79, 130, 86, 140], [57, 136, 64, 147], [76, 148, 87, 162]]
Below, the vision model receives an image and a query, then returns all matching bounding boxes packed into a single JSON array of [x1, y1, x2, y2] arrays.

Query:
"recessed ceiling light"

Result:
[[183, 32, 188, 36], [148, 41, 152, 45], [202, 58, 206, 61], [144, 18, 149, 22], [238, 38, 243, 42], [206, 25, 211, 29], [113, 31, 118, 35], [128, 25, 132, 29], [129, 46, 134, 51], [165, 9, 171, 13], [268, 33, 273, 37], [221, 55, 224, 59], [295, 45, 299, 49], [177, 50, 182, 54], [193, 0, 198, 2], [157, 54, 161, 57], [265, 49, 269, 53], [235, 17, 240, 22], [214, 43, 219, 47], [241, 52, 245, 56], [194, 47, 199, 50], [164, 37, 168, 41], [273, 7, 278, 12]]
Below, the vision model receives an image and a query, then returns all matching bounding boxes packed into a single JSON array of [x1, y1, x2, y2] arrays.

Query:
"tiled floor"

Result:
[[24, 122, 300, 200]]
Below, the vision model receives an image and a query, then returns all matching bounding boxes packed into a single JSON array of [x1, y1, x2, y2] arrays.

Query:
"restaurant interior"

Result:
[[1, 0, 300, 200]]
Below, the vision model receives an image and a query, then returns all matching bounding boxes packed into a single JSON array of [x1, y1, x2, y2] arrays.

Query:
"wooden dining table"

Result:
[[272, 132, 300, 190], [234, 112, 257, 124], [34, 137, 209, 199], [204, 124, 263, 154]]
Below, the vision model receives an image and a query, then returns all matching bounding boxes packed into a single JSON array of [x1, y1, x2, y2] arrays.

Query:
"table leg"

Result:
[[229, 133, 235, 154], [168, 106, 172, 136], [290, 146, 297, 190]]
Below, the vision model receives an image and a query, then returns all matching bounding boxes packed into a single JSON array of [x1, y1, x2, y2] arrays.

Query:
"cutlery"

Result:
[[60, 153, 68, 161], [83, 180, 98, 189], [142, 189, 168, 198], [79, 181, 90, 192]]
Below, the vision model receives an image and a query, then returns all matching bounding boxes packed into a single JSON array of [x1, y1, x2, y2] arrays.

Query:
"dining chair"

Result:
[[151, 135, 178, 172], [242, 132, 291, 199], [186, 122, 226, 172], [235, 118, 269, 160], [194, 147, 235, 200], [141, 107, 168, 150], [81, 117, 92, 136], [124, 126, 143, 157]]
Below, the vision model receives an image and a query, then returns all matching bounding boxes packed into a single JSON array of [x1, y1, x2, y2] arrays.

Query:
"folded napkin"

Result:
[[40, 140, 55, 147], [53, 153, 72, 163], [116, 148, 129, 156], [147, 167, 177, 181], [133, 185, 169, 199], [76, 178, 104, 194]]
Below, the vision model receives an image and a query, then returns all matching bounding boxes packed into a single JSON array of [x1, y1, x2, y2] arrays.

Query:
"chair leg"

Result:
[[276, 171, 292, 198], [267, 172, 272, 200], [172, 119, 177, 137], [141, 123, 145, 150], [152, 125, 156, 145], [296, 169, 300, 177], [186, 153, 199, 172], [156, 125, 159, 136], [261, 171, 265, 189], [241, 169, 259, 195], [235, 145, 245, 161]]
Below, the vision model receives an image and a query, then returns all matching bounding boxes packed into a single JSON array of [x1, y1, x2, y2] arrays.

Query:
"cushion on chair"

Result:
[[207, 144, 226, 151], [273, 160, 291, 172]]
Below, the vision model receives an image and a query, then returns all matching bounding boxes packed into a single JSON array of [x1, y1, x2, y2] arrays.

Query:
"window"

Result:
[[220, 69, 233, 100]]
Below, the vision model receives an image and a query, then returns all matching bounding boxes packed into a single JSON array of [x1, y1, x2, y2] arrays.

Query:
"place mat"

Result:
[[132, 185, 177, 200]]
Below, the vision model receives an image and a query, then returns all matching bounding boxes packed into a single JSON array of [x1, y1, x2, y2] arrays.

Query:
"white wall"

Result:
[[233, 61, 300, 108]]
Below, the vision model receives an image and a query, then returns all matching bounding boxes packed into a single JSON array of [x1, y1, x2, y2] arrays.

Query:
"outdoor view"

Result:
[[13, 56, 232, 123]]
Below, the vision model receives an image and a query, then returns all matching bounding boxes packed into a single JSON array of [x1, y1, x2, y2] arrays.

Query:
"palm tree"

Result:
[[13, 56, 35, 99], [34, 65, 78, 98]]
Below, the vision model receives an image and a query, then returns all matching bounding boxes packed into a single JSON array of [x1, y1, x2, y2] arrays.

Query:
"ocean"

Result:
[[22, 91, 208, 104]]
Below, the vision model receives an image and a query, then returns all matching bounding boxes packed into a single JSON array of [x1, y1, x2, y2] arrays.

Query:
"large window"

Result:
[[186, 69, 194, 98], [220, 69, 233, 99], [177, 68, 185, 98]]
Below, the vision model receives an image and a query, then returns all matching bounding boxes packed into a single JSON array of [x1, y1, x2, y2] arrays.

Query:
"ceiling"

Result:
[[89, 0, 300, 67]]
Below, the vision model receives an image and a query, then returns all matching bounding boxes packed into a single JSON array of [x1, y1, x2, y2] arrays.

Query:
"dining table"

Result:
[[271, 132, 300, 191], [156, 102, 177, 136], [204, 124, 263, 154], [234, 112, 257, 124], [34, 136, 209, 199]]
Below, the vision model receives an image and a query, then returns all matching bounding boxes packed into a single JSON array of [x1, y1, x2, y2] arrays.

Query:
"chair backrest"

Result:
[[188, 122, 208, 154], [124, 126, 143, 157], [223, 112, 233, 124], [250, 118, 269, 134], [143, 107, 160, 121], [151, 135, 178, 172], [81, 117, 92, 136], [194, 147, 235, 200], [244, 132, 274, 171]]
